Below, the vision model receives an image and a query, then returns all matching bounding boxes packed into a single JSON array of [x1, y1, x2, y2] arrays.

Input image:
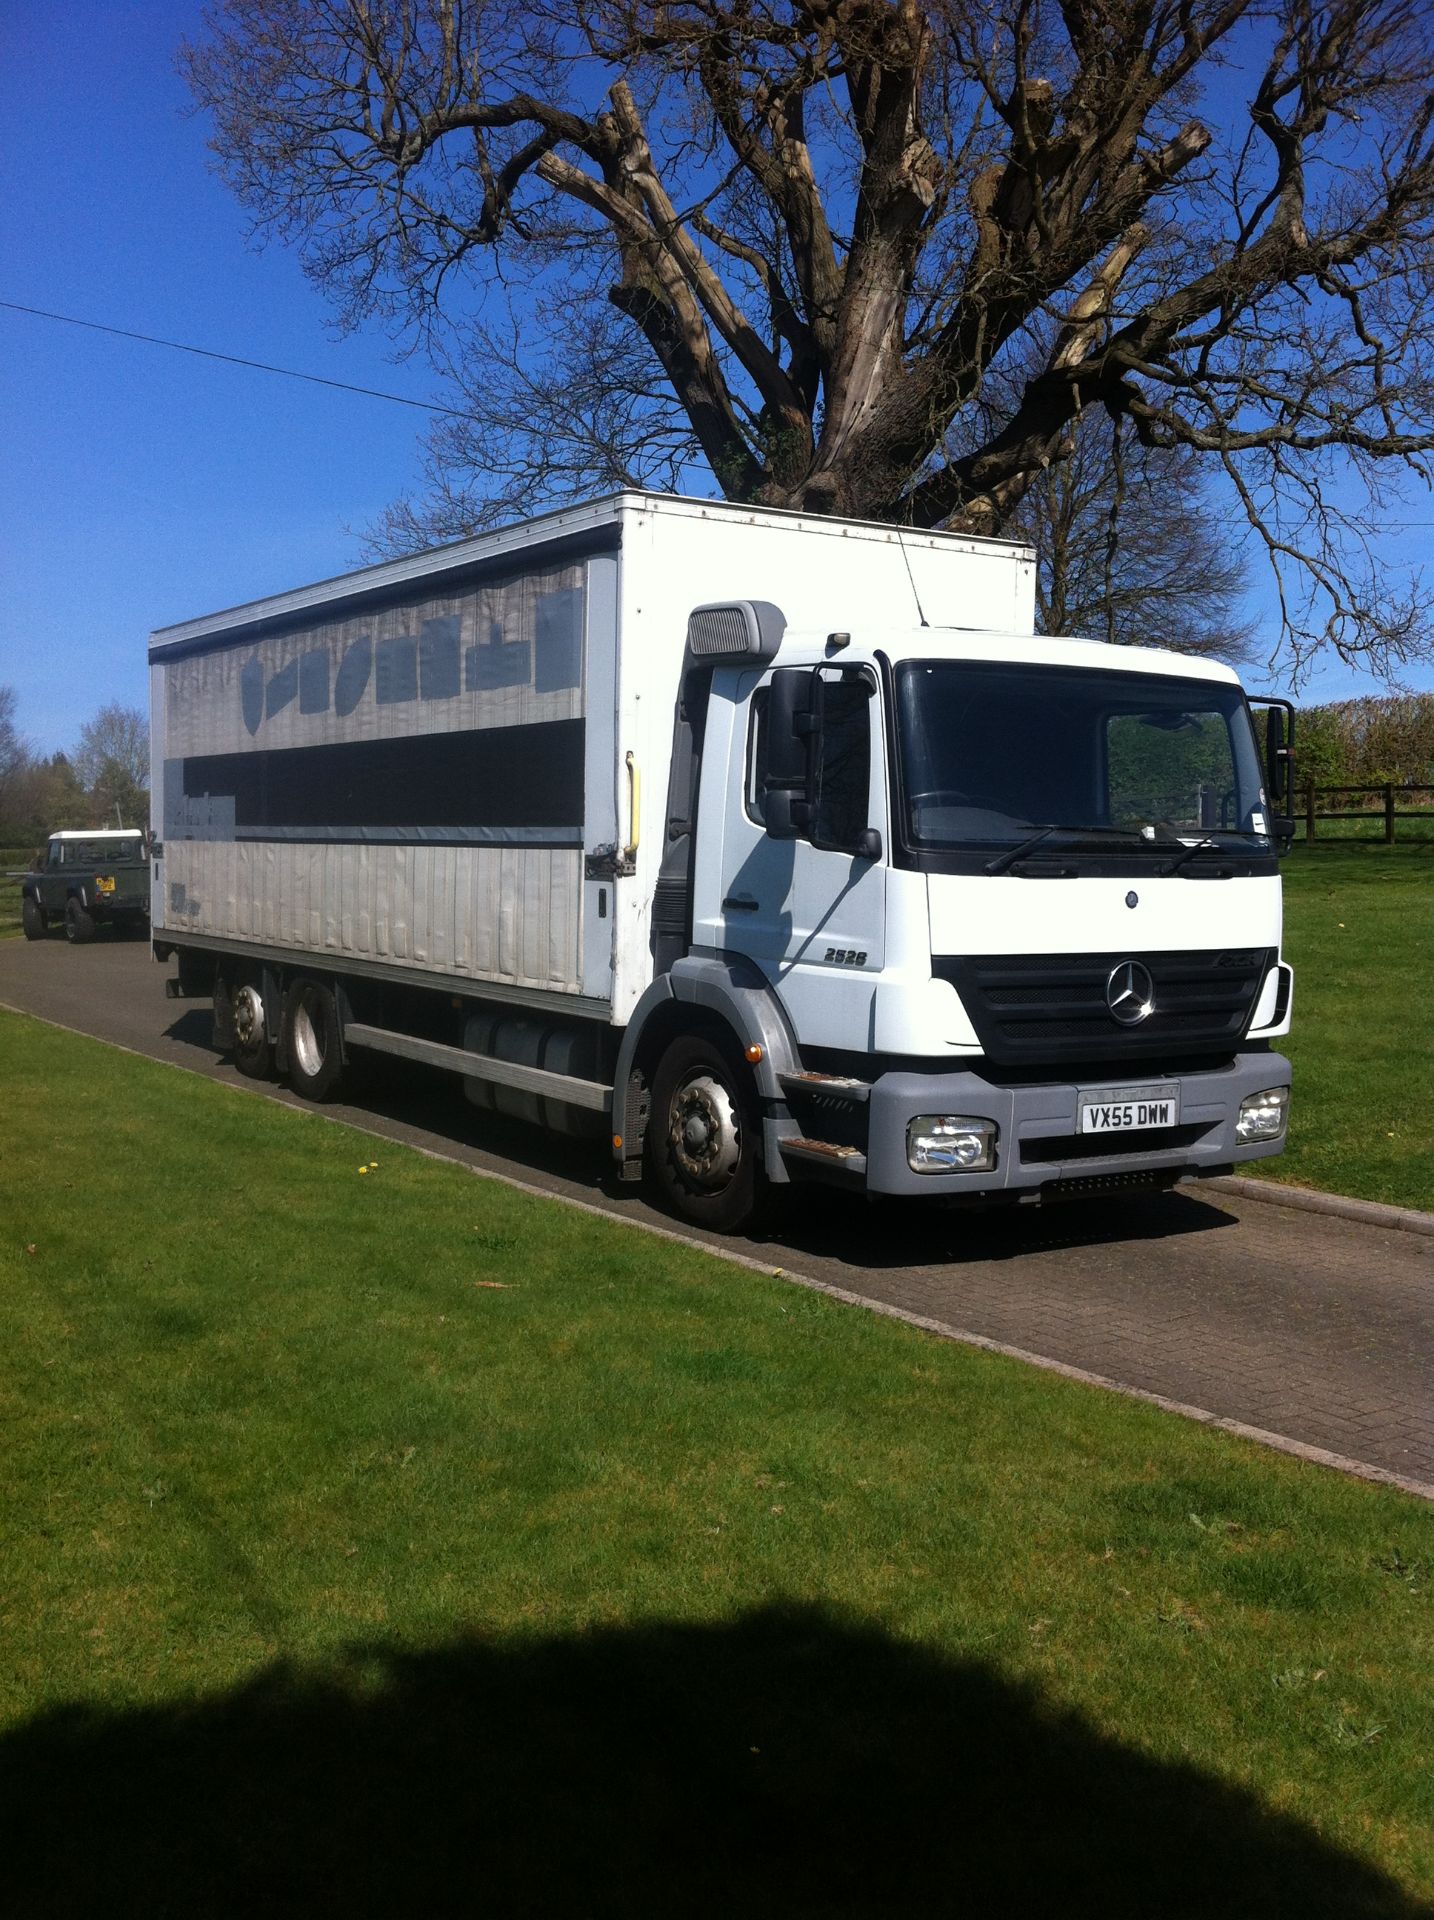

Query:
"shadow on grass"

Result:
[[0, 1607, 1418, 1918]]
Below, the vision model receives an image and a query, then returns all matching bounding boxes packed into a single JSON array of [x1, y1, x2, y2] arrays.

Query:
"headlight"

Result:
[[1236, 1086, 1289, 1142], [907, 1115, 998, 1173]]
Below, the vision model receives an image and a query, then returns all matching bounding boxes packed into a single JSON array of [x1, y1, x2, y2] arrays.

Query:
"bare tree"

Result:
[[73, 704, 149, 793], [961, 325, 1259, 659], [367, 304, 709, 550], [184, 0, 1434, 677], [73, 704, 149, 828], [1014, 421, 1258, 664]]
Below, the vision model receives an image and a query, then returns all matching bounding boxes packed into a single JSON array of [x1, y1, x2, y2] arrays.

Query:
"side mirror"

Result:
[[1255, 698, 1296, 807], [1249, 697, 1297, 852], [763, 667, 822, 839], [764, 788, 797, 839]]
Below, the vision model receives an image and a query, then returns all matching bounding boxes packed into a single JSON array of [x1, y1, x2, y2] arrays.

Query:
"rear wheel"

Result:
[[231, 981, 273, 1080], [648, 1033, 766, 1233], [283, 977, 344, 1102], [21, 897, 45, 940], [64, 898, 95, 944]]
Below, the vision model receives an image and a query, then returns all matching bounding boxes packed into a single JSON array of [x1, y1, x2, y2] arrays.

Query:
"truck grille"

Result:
[[932, 948, 1274, 1068]]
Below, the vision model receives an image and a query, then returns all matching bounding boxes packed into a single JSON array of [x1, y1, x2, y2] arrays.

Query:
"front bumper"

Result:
[[860, 1051, 1291, 1200]]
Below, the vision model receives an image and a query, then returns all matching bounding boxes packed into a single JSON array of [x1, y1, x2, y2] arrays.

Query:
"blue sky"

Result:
[[2, 0, 429, 756], [2, 0, 1431, 760]]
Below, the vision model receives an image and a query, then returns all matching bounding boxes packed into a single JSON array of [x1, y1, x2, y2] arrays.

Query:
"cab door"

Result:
[[695, 664, 887, 1051]]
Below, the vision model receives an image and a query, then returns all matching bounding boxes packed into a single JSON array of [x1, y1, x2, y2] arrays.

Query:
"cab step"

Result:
[[778, 1070, 871, 1105], [778, 1137, 868, 1183]]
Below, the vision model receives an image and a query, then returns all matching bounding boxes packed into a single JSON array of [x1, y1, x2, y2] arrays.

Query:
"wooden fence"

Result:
[[0, 849, 33, 932], [1302, 783, 1434, 843]]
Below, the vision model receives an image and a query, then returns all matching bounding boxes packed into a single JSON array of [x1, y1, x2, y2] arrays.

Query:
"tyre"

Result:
[[21, 896, 45, 940], [231, 980, 273, 1080], [283, 977, 344, 1102], [64, 898, 95, 944], [648, 1033, 766, 1233]]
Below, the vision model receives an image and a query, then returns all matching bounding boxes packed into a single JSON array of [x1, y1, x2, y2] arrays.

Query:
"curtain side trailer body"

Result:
[[150, 491, 1294, 1230]]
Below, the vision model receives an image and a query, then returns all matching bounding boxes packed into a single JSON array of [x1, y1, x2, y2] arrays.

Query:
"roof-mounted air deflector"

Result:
[[685, 600, 785, 666]]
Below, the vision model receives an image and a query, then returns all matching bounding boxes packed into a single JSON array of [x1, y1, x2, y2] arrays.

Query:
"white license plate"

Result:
[[1078, 1085, 1180, 1133]]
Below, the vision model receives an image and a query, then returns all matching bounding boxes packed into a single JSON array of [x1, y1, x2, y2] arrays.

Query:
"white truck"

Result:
[[149, 491, 1295, 1231]]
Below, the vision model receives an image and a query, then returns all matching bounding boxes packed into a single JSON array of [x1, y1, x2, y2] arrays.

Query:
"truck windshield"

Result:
[[894, 661, 1270, 860]]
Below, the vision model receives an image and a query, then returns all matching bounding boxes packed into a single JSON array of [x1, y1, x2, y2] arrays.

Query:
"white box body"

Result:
[[150, 492, 1035, 1024]]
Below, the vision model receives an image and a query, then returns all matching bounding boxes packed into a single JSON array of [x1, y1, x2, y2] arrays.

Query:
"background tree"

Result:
[[1012, 423, 1258, 663], [0, 686, 35, 837], [185, 0, 1434, 677], [0, 752, 89, 846], [1296, 692, 1434, 785], [72, 703, 149, 830], [962, 326, 1260, 659], [27, 755, 92, 837]]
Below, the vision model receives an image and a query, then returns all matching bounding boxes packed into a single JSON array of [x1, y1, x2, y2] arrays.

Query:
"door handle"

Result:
[[623, 751, 640, 863], [722, 894, 759, 912]]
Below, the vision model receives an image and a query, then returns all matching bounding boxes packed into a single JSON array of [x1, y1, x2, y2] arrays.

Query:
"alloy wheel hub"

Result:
[[233, 985, 265, 1048], [670, 1074, 740, 1188]]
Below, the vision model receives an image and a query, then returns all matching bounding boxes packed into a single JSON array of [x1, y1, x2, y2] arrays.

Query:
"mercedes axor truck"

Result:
[[150, 492, 1295, 1231]]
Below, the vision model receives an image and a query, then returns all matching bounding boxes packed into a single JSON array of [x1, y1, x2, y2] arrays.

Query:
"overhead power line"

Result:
[[9, 299, 1434, 529], [0, 299, 469, 419]]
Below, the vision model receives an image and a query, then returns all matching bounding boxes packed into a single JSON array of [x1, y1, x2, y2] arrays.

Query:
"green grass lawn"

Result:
[[1272, 842, 1434, 1210], [1, 1009, 1431, 1915]]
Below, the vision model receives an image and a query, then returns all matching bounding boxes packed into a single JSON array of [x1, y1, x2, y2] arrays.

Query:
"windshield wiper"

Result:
[[985, 824, 1143, 875], [985, 826, 1061, 875], [1158, 837, 1231, 877]]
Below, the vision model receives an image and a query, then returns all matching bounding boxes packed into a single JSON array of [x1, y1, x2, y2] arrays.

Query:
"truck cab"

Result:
[[627, 612, 1293, 1227]]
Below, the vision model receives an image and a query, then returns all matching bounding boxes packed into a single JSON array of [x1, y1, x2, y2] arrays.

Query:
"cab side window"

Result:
[[745, 688, 771, 826], [745, 670, 873, 848], [811, 673, 872, 849]]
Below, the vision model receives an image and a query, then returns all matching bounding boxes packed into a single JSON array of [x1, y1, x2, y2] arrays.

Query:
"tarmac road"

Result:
[[3, 933, 1430, 1494]]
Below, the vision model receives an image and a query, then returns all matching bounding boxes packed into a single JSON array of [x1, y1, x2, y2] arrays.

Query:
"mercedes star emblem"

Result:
[[1106, 960, 1156, 1025]]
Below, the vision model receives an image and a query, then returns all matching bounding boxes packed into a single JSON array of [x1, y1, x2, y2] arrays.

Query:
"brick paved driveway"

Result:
[[3, 936, 1430, 1488]]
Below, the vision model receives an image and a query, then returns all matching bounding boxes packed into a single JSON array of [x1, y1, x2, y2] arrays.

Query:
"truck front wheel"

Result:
[[283, 978, 344, 1102], [649, 1034, 766, 1233], [64, 898, 95, 944], [21, 897, 45, 940]]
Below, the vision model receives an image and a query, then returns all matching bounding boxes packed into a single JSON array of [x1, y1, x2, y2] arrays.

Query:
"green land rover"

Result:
[[21, 829, 150, 944]]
